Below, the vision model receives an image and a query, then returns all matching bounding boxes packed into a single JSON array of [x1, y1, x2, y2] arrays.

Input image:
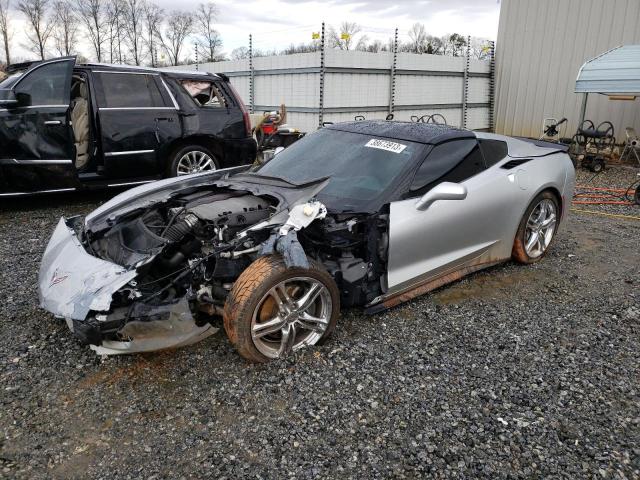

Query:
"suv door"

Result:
[[0, 57, 75, 193], [92, 70, 180, 179], [387, 138, 513, 292]]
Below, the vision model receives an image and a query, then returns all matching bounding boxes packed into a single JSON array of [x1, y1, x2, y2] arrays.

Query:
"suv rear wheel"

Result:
[[223, 255, 340, 363], [168, 145, 219, 177]]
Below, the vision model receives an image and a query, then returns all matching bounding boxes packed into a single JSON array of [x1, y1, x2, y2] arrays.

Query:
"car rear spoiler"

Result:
[[513, 137, 569, 153]]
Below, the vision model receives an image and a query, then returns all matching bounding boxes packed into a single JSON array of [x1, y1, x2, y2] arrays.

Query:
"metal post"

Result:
[[488, 40, 496, 132], [194, 43, 199, 71], [461, 35, 471, 129], [249, 34, 254, 114], [579, 93, 588, 127], [318, 22, 326, 128], [389, 27, 398, 116]]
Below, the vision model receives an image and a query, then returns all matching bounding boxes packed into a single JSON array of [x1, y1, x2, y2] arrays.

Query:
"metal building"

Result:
[[495, 0, 640, 142]]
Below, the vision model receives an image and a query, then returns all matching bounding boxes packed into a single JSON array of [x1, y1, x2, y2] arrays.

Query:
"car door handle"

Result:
[[44, 120, 62, 126], [155, 117, 172, 122]]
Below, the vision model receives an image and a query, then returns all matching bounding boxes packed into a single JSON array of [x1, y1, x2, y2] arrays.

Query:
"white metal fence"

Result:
[[170, 48, 495, 134]]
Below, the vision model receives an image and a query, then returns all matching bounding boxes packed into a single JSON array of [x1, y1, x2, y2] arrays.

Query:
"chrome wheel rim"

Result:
[[176, 150, 216, 176], [524, 199, 557, 258], [251, 277, 332, 359]]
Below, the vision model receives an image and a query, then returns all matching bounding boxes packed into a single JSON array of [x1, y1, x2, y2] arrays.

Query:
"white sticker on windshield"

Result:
[[365, 138, 407, 154]]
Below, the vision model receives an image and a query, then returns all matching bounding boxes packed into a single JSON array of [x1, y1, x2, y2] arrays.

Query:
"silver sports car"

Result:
[[38, 121, 575, 362]]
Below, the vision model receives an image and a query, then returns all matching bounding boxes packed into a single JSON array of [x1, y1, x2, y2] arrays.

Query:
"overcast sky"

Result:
[[7, 0, 501, 62]]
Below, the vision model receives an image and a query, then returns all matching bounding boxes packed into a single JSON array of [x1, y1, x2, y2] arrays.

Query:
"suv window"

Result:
[[14, 61, 70, 106], [94, 73, 166, 108], [180, 79, 227, 107], [410, 139, 485, 194], [479, 139, 508, 167]]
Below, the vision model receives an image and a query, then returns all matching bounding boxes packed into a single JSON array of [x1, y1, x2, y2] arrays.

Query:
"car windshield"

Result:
[[253, 128, 423, 211]]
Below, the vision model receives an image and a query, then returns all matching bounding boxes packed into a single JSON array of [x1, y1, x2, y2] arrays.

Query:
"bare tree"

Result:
[[0, 0, 12, 65], [468, 37, 492, 60], [105, 0, 124, 63], [280, 40, 320, 55], [360, 38, 385, 53], [408, 23, 427, 54], [425, 35, 443, 55], [443, 33, 467, 57], [76, 0, 106, 62], [18, 0, 54, 59], [194, 2, 222, 62], [122, 0, 144, 65], [230, 45, 248, 60], [142, 1, 161, 66], [160, 11, 193, 66], [52, 0, 78, 56], [328, 22, 364, 51]]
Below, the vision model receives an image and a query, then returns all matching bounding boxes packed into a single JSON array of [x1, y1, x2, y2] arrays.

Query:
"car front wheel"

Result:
[[223, 255, 340, 363], [512, 191, 559, 264], [168, 145, 219, 177]]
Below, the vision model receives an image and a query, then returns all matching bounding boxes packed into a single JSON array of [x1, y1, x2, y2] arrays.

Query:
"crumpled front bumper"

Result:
[[38, 217, 217, 355], [38, 217, 137, 320]]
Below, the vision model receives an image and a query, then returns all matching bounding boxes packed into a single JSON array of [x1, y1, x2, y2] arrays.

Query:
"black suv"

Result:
[[0, 56, 256, 196]]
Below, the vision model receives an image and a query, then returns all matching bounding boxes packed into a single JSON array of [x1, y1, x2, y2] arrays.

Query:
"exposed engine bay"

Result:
[[57, 179, 388, 354]]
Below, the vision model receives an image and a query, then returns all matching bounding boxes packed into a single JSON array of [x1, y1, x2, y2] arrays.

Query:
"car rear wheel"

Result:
[[168, 145, 219, 177], [223, 255, 340, 363], [512, 191, 559, 264]]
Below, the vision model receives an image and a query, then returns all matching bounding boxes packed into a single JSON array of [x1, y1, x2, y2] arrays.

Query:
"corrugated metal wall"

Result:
[[495, 0, 640, 142], [170, 50, 493, 134]]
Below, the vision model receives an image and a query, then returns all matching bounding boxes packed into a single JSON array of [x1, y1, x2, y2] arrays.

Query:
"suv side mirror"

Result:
[[415, 182, 468, 211], [15, 92, 32, 107], [0, 89, 18, 108]]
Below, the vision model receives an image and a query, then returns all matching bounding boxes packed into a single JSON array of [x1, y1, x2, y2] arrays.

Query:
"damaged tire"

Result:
[[223, 255, 340, 363]]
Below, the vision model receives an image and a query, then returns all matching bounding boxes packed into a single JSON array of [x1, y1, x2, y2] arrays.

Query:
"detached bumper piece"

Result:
[[87, 298, 218, 356]]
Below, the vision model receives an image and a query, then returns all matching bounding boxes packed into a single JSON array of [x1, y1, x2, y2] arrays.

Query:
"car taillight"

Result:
[[227, 81, 252, 136], [242, 109, 251, 137]]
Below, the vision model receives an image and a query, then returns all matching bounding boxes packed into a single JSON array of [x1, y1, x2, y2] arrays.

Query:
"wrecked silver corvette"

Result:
[[38, 121, 575, 362]]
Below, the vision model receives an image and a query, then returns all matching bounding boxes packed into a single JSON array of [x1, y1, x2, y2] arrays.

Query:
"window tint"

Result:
[[479, 139, 508, 167], [410, 139, 485, 193], [95, 73, 165, 108], [14, 61, 70, 106]]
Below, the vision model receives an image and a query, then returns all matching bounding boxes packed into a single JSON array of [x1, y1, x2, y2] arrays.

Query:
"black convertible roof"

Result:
[[326, 120, 475, 145]]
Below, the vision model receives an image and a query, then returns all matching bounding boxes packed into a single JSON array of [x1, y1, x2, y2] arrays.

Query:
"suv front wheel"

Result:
[[168, 145, 219, 177]]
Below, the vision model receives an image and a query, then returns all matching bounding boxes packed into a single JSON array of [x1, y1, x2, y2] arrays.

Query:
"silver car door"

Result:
[[386, 139, 517, 293]]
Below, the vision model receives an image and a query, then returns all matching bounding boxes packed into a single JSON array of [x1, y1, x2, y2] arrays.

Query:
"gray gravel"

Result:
[[0, 186, 639, 480]]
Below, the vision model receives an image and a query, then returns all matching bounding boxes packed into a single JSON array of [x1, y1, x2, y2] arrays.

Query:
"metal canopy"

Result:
[[575, 45, 640, 94]]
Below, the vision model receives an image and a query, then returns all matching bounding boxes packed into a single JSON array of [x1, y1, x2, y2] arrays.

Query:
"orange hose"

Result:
[[575, 185, 628, 193], [574, 194, 618, 198], [572, 200, 633, 205]]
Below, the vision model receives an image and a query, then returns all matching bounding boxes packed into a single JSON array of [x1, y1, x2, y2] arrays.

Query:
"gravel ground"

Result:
[[0, 177, 639, 479]]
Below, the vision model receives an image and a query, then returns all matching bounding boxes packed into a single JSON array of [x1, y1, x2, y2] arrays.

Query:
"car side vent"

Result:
[[501, 158, 532, 169]]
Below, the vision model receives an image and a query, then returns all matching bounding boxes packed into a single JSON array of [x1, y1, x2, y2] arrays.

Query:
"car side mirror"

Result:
[[15, 92, 32, 107], [0, 88, 18, 108], [415, 182, 468, 211]]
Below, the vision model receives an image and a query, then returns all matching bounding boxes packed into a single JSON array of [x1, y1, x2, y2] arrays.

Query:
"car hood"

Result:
[[85, 167, 330, 233]]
